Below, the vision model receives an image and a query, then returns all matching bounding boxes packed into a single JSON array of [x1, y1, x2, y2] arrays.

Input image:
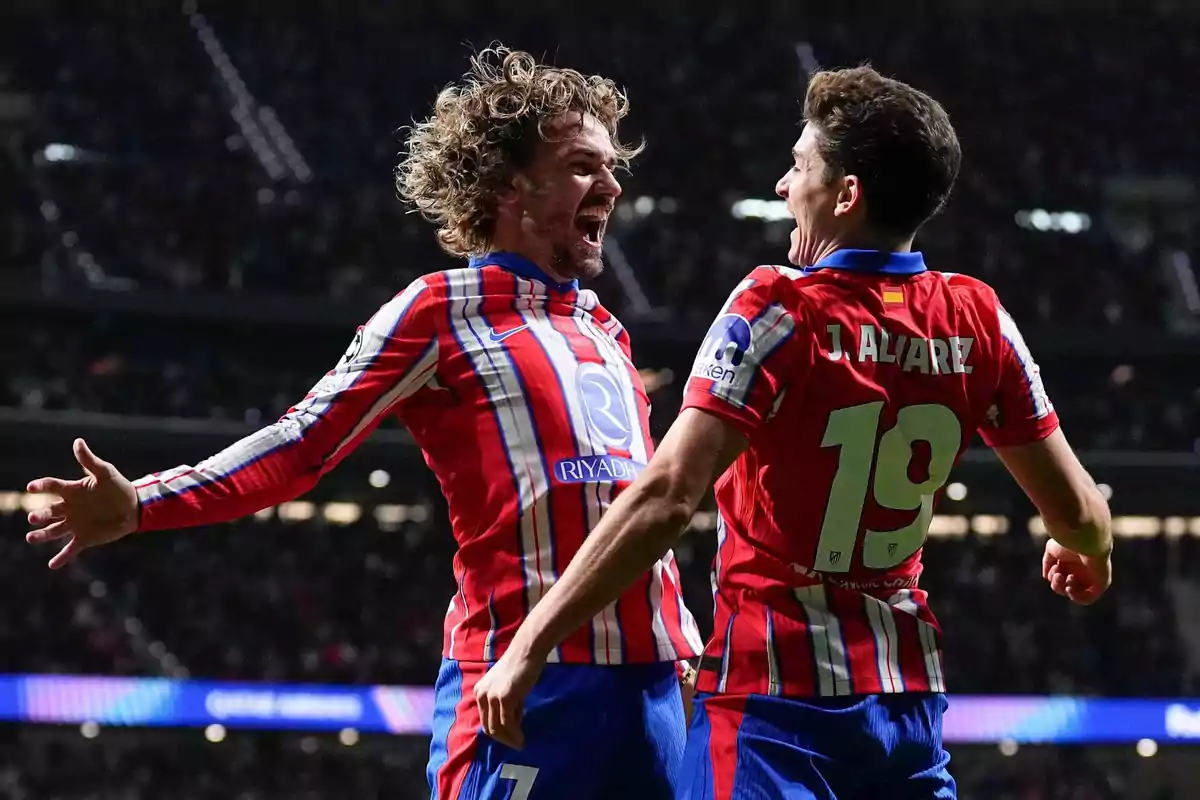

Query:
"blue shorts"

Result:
[[427, 658, 686, 799], [679, 692, 956, 800]]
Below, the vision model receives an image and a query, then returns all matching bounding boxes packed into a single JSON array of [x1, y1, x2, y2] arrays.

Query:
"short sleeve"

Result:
[[977, 303, 1060, 448], [681, 268, 803, 439]]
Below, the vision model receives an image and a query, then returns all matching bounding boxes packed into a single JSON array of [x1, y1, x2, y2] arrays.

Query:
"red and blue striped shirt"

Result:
[[682, 251, 1059, 697], [135, 253, 704, 666]]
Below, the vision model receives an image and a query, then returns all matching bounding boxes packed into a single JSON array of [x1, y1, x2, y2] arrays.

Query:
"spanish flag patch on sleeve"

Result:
[[882, 287, 905, 305]]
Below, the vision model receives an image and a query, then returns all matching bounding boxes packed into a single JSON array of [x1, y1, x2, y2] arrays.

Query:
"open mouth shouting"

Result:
[[574, 204, 610, 248]]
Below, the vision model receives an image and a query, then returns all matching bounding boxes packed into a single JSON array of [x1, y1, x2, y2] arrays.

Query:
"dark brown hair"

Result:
[[396, 46, 641, 257], [804, 66, 961, 238]]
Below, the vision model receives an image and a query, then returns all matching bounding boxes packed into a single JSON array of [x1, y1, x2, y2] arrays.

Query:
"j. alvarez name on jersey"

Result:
[[823, 323, 974, 376]]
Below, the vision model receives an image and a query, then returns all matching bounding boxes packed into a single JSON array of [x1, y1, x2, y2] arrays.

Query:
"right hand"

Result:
[[1042, 538, 1111, 606], [680, 674, 697, 727], [26, 438, 138, 569]]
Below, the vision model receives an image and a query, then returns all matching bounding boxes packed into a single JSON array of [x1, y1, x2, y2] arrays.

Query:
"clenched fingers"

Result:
[[477, 688, 524, 750], [1048, 566, 1069, 596], [486, 697, 523, 750], [1065, 576, 1102, 606]]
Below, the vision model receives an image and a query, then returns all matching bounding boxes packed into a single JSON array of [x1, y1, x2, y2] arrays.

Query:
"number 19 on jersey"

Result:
[[815, 402, 962, 572]]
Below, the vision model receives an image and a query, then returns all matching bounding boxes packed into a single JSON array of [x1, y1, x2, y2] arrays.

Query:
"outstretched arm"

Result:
[[26, 279, 438, 567], [475, 408, 746, 748]]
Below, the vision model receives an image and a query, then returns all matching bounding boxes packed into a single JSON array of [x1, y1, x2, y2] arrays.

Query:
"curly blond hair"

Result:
[[396, 46, 642, 258]]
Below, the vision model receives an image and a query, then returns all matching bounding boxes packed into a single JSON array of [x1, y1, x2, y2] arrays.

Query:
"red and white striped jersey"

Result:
[[134, 252, 704, 666], [681, 249, 1059, 697]]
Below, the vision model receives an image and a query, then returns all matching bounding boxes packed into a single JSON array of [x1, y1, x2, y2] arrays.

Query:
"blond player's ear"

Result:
[[491, 176, 521, 214], [500, 174, 533, 206]]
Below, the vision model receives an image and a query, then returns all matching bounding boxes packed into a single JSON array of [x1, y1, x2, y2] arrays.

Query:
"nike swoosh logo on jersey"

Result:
[[488, 324, 530, 342]]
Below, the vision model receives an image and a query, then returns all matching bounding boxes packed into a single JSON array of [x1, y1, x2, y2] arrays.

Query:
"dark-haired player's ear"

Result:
[[833, 174, 861, 218]]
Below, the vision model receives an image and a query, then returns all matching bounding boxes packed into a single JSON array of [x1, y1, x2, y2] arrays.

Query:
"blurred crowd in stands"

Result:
[[0, 729, 432, 800], [5, 4, 1196, 321], [3, 2, 1200, 797], [2, 5, 1199, 451]]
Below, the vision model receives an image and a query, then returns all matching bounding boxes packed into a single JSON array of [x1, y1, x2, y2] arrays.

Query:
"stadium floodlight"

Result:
[[1014, 208, 1092, 234], [633, 196, 656, 216], [731, 199, 792, 221], [42, 143, 80, 162]]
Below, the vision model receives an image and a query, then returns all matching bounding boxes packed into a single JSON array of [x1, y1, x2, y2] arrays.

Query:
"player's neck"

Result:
[[832, 232, 916, 255], [490, 233, 573, 285]]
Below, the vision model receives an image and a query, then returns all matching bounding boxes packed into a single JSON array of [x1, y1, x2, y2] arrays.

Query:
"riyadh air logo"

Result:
[[692, 314, 753, 384], [576, 362, 632, 450]]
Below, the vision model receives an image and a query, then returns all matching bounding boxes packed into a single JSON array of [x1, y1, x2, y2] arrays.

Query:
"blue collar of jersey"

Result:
[[469, 251, 579, 292], [805, 249, 927, 276]]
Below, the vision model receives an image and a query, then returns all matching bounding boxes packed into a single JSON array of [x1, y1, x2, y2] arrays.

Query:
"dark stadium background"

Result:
[[2, 0, 1199, 797]]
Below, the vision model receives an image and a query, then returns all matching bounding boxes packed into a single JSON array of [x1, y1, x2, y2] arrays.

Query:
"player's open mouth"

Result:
[[575, 212, 607, 247]]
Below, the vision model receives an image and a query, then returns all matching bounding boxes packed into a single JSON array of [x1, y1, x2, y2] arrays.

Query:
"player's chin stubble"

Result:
[[551, 243, 604, 282]]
